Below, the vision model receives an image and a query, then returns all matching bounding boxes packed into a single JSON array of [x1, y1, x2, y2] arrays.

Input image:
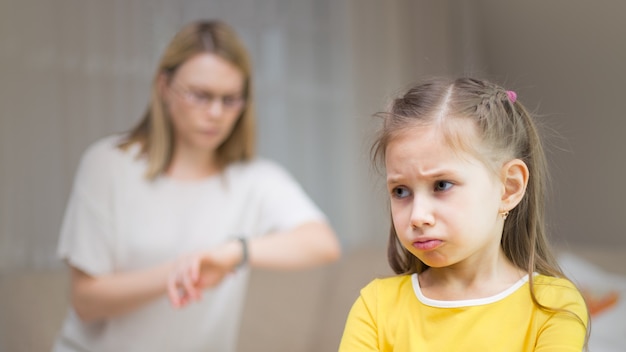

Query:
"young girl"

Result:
[[54, 20, 340, 352], [339, 77, 588, 351]]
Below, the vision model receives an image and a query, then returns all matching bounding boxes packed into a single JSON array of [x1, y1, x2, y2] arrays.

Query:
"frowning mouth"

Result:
[[412, 239, 443, 251]]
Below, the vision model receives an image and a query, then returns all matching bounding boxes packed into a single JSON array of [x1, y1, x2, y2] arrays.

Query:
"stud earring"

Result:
[[499, 210, 510, 220]]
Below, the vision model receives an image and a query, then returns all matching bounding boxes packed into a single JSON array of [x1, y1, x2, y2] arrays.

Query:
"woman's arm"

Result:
[[247, 220, 340, 269], [168, 220, 341, 307], [70, 239, 244, 320], [71, 220, 340, 319], [69, 261, 174, 322]]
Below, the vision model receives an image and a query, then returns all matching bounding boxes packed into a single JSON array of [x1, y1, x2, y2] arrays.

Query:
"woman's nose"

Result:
[[206, 99, 225, 118]]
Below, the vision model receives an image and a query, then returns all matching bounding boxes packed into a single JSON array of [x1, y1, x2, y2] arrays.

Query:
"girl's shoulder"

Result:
[[532, 274, 579, 291], [361, 274, 414, 298], [355, 275, 417, 319], [532, 274, 586, 309]]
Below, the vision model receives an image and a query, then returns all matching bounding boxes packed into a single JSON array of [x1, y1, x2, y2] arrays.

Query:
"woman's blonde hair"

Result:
[[120, 20, 255, 179], [373, 77, 588, 342]]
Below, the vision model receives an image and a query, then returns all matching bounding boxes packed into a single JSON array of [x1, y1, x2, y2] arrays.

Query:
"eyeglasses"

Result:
[[170, 84, 245, 111]]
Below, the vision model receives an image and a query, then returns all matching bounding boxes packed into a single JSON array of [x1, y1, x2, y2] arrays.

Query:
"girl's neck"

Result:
[[418, 252, 525, 301]]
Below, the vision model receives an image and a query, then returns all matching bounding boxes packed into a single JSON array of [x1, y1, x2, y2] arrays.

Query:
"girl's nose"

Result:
[[410, 197, 435, 228]]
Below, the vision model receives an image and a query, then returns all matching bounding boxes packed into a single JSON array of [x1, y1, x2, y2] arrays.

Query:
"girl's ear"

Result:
[[500, 159, 529, 211]]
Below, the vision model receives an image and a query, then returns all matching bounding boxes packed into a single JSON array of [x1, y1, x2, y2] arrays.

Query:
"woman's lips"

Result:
[[413, 239, 443, 251], [199, 129, 219, 136]]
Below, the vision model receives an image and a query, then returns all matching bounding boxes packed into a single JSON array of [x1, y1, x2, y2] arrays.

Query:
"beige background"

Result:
[[1, 0, 625, 351]]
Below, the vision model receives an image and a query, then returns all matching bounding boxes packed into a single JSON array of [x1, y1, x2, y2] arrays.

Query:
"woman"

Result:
[[54, 20, 341, 352]]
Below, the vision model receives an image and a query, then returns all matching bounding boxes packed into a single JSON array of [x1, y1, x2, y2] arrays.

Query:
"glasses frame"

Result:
[[169, 83, 246, 112]]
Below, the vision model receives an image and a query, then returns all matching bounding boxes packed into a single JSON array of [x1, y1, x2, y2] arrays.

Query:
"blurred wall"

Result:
[[0, 0, 457, 271], [471, 0, 626, 248], [2, 0, 623, 272]]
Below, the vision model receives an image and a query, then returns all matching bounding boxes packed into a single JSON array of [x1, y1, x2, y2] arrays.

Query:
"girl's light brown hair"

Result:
[[119, 20, 255, 179], [373, 77, 588, 342]]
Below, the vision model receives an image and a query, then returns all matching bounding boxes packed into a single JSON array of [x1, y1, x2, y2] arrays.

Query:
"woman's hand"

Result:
[[167, 240, 243, 308]]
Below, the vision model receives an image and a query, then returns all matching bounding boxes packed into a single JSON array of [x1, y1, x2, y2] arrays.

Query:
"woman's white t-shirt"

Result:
[[54, 135, 326, 352]]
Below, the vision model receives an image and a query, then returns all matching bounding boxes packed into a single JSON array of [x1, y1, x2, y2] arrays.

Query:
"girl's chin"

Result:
[[412, 251, 451, 268]]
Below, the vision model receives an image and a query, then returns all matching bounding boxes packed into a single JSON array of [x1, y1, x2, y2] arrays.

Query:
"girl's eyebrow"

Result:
[[386, 175, 402, 184], [387, 168, 455, 183]]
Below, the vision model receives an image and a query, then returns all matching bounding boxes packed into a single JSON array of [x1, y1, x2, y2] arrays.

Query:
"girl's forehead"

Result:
[[392, 119, 479, 152], [385, 121, 493, 171]]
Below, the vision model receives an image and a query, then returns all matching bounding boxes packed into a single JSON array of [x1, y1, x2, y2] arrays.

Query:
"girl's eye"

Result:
[[391, 186, 411, 199], [434, 181, 453, 192]]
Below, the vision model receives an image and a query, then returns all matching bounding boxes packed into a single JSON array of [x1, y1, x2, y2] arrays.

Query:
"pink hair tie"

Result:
[[506, 90, 517, 103]]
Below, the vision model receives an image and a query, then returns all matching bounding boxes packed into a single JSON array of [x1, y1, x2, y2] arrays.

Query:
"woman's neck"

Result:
[[166, 144, 220, 181]]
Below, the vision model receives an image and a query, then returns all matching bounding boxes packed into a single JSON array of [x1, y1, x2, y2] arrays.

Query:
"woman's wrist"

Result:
[[235, 237, 248, 269], [220, 237, 248, 270]]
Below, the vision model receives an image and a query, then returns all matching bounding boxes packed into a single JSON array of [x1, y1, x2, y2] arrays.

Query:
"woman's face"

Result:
[[164, 53, 245, 156], [385, 123, 506, 271]]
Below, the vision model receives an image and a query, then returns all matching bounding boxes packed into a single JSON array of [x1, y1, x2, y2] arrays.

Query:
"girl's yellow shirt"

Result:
[[339, 274, 588, 352]]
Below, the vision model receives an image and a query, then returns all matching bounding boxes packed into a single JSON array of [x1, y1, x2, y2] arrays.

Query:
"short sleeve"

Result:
[[57, 138, 119, 276], [339, 280, 380, 352], [534, 278, 589, 351], [252, 160, 326, 236]]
